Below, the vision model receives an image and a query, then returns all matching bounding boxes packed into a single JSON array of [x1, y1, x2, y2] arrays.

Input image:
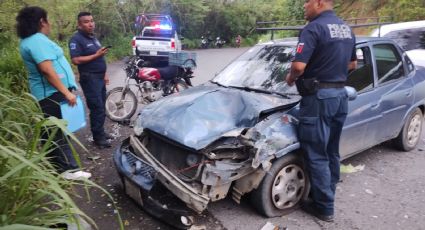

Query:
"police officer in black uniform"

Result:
[[285, 0, 357, 222], [69, 12, 111, 148]]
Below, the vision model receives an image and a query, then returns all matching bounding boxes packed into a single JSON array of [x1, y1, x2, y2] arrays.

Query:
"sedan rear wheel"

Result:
[[251, 153, 309, 217], [394, 107, 423, 151]]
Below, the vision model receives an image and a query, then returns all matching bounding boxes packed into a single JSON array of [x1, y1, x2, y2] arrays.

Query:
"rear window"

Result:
[[142, 28, 173, 38], [373, 44, 404, 84], [135, 14, 174, 37]]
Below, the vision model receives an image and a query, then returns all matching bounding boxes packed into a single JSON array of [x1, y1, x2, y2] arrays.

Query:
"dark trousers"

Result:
[[297, 88, 348, 216], [79, 72, 106, 141], [39, 92, 78, 173]]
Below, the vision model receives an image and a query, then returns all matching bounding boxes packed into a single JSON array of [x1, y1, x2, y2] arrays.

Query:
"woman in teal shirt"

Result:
[[17, 6, 90, 180]]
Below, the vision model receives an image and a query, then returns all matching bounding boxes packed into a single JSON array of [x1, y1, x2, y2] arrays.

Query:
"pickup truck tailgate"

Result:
[[136, 37, 172, 54]]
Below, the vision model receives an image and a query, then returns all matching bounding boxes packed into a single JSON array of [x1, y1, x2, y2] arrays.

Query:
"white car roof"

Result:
[[370, 20, 425, 37]]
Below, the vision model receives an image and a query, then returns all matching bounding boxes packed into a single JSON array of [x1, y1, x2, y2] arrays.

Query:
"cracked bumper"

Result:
[[113, 136, 209, 228]]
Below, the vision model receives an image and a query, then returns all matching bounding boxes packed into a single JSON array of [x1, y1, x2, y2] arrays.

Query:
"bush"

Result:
[[0, 38, 28, 94], [100, 33, 134, 61], [182, 38, 199, 50]]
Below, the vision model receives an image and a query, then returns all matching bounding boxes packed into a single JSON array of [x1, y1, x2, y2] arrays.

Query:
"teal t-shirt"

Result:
[[19, 33, 77, 101]]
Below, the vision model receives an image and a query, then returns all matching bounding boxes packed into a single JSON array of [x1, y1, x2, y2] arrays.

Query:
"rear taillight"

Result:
[[171, 38, 175, 49], [131, 38, 136, 48]]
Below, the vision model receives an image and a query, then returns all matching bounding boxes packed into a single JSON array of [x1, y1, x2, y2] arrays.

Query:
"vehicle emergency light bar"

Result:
[[256, 16, 393, 39]]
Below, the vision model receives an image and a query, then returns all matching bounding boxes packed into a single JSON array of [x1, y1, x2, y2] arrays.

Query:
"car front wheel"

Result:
[[251, 153, 309, 217], [394, 107, 423, 151]]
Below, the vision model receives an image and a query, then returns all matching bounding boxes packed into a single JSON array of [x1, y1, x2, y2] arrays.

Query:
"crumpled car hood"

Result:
[[139, 83, 299, 150]]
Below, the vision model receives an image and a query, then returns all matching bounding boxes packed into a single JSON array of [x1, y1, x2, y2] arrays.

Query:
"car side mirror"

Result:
[[345, 86, 357, 101]]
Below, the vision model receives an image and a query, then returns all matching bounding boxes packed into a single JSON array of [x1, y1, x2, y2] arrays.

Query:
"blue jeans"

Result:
[[297, 88, 348, 216], [79, 72, 106, 140]]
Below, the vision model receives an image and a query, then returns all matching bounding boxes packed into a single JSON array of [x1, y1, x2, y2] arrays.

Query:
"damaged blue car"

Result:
[[114, 37, 425, 229]]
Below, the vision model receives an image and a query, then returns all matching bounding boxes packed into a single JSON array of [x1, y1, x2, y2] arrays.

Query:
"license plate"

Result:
[[150, 51, 157, 55], [124, 179, 143, 206]]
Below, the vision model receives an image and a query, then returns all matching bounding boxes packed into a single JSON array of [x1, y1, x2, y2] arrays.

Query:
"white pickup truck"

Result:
[[131, 23, 182, 61]]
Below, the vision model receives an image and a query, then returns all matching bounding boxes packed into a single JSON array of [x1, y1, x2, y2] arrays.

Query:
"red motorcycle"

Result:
[[105, 56, 195, 122]]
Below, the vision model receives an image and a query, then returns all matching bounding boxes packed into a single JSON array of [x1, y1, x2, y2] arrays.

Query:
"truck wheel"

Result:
[[393, 107, 423, 151], [251, 153, 309, 217], [105, 87, 138, 122]]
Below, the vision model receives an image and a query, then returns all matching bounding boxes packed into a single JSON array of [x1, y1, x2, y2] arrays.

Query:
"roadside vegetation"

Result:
[[0, 0, 423, 228], [0, 86, 107, 229]]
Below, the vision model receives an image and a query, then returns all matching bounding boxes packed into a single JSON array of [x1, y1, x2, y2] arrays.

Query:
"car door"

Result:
[[340, 45, 383, 158], [370, 42, 414, 141]]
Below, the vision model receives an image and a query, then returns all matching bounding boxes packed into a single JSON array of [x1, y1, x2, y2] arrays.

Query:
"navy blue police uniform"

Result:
[[69, 30, 108, 142], [293, 10, 356, 217]]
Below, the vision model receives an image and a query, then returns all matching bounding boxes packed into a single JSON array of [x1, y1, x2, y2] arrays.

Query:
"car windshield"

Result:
[[212, 44, 299, 95], [142, 27, 173, 38]]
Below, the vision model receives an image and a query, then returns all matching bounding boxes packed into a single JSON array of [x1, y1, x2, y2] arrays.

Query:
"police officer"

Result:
[[285, 0, 357, 222], [69, 12, 111, 148]]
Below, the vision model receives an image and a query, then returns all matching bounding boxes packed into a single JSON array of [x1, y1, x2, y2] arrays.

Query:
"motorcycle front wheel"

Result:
[[105, 87, 138, 122]]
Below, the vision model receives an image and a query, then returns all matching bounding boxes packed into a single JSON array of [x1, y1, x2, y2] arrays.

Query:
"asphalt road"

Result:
[[107, 47, 249, 88], [75, 47, 425, 230]]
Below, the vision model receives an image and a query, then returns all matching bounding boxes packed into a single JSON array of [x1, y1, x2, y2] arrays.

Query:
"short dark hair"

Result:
[[78, 12, 92, 21], [16, 6, 47, 39]]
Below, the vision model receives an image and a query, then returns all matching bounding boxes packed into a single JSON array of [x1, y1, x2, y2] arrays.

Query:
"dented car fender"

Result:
[[230, 112, 301, 201], [245, 112, 300, 171]]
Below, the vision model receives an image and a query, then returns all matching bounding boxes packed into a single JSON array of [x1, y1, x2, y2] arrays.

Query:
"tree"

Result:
[[379, 0, 425, 21]]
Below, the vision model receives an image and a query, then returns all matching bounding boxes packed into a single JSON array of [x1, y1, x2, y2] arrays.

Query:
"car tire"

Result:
[[105, 87, 138, 122], [250, 153, 309, 217], [393, 107, 423, 151]]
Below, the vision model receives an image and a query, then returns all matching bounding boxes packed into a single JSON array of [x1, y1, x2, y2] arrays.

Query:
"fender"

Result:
[[231, 112, 300, 202], [244, 112, 300, 171]]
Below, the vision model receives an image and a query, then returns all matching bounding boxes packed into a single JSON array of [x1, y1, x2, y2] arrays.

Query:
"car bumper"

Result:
[[113, 136, 209, 228], [137, 50, 170, 57]]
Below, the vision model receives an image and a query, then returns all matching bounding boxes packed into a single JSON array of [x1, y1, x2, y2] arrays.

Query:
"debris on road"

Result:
[[189, 225, 207, 230], [260, 222, 287, 230], [340, 163, 365, 174], [110, 123, 122, 139], [365, 189, 374, 195], [87, 155, 100, 161]]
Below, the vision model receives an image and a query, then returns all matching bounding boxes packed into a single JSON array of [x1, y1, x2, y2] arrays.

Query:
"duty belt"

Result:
[[318, 82, 345, 89]]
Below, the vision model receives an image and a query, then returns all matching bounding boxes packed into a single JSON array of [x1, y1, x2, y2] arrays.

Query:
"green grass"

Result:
[[0, 39, 28, 94], [0, 87, 123, 229], [0, 87, 86, 228]]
